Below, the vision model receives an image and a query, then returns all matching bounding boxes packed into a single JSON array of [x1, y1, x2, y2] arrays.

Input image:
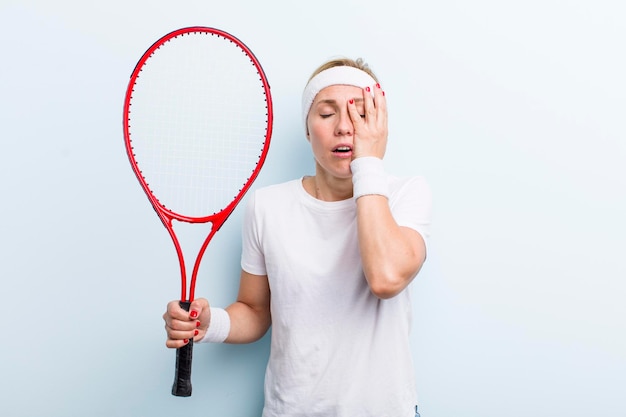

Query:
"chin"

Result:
[[315, 158, 353, 179]]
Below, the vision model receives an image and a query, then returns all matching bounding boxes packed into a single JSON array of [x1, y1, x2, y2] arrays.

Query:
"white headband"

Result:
[[301, 66, 377, 131]]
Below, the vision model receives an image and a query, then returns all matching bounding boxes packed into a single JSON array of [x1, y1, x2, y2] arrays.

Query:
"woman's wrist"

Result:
[[197, 307, 231, 343], [350, 157, 389, 200]]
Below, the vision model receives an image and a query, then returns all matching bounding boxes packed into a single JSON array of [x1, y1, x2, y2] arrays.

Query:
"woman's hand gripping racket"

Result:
[[122, 27, 272, 397]]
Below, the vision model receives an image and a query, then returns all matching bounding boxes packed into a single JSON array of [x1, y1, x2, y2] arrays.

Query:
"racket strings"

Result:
[[128, 32, 269, 218]]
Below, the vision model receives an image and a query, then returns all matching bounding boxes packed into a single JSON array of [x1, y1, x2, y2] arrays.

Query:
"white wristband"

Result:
[[350, 157, 389, 200], [197, 307, 231, 343]]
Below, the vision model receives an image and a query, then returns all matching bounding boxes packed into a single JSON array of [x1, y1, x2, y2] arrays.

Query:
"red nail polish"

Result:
[[366, 86, 370, 92], [376, 83, 381, 89], [190, 311, 198, 318], [183, 339, 189, 344], [194, 329, 199, 336], [349, 99, 354, 104], [382, 91, 385, 96], [196, 321, 201, 327]]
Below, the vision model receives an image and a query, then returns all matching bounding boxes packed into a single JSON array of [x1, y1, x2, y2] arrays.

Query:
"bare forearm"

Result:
[[224, 301, 271, 344], [357, 195, 426, 298]]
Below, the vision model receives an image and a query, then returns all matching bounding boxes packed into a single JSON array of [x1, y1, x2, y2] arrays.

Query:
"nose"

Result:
[[335, 109, 353, 136]]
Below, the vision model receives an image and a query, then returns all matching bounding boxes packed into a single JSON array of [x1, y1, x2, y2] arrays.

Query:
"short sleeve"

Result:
[[240, 191, 267, 276], [389, 176, 432, 247]]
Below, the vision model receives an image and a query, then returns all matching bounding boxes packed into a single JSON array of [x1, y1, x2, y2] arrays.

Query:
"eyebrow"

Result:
[[316, 98, 364, 105]]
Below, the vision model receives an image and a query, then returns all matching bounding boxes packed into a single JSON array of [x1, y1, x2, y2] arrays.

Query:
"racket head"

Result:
[[123, 26, 273, 224]]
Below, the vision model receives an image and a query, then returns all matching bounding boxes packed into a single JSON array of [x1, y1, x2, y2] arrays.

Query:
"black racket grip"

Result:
[[171, 300, 193, 397]]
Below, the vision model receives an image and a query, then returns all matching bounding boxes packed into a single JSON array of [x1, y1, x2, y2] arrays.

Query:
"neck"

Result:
[[304, 170, 353, 202]]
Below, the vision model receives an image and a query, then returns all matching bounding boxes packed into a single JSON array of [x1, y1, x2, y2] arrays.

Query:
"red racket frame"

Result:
[[122, 26, 273, 303]]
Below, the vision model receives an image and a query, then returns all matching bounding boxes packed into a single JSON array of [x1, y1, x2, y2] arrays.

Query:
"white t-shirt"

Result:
[[241, 175, 431, 417]]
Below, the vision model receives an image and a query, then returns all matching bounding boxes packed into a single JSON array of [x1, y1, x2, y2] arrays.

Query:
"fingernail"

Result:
[[190, 311, 198, 318], [196, 321, 201, 327], [365, 86, 370, 92], [376, 83, 381, 89], [194, 329, 199, 336], [183, 339, 189, 344], [349, 99, 354, 104], [382, 91, 385, 96]]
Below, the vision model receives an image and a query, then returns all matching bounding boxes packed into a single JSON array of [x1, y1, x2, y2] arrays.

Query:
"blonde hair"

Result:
[[307, 57, 379, 84]]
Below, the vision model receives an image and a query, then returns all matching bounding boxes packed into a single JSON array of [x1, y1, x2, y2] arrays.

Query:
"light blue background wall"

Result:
[[1, 1, 624, 416]]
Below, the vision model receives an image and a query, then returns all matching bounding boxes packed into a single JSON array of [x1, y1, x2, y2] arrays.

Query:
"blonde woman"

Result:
[[164, 57, 432, 417]]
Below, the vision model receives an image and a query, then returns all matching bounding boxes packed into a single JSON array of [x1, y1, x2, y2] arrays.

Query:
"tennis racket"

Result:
[[122, 26, 272, 397]]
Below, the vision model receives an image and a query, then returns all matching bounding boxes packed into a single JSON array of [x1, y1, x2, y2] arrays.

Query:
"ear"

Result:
[[305, 120, 311, 142]]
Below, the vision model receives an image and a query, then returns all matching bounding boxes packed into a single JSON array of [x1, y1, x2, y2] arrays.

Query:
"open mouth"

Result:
[[333, 146, 352, 154]]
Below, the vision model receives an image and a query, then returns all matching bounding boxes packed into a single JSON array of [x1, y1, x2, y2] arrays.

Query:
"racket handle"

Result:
[[171, 300, 193, 397]]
